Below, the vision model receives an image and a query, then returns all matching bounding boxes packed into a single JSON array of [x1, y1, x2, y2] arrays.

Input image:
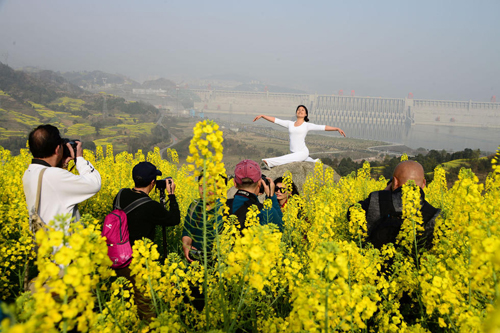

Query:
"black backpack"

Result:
[[367, 191, 403, 249], [367, 191, 439, 249], [226, 190, 263, 231]]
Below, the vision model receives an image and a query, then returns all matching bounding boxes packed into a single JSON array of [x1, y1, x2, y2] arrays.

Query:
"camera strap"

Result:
[[31, 159, 51, 167], [114, 189, 152, 212], [235, 189, 257, 200]]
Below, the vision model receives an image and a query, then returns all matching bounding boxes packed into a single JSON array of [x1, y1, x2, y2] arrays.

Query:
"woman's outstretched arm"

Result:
[[325, 126, 346, 137], [253, 115, 275, 123]]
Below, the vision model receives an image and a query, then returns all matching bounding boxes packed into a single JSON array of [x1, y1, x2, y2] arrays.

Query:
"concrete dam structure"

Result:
[[192, 89, 499, 127], [191, 89, 500, 144]]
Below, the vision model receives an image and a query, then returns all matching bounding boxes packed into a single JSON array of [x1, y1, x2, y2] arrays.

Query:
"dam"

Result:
[[191, 89, 500, 128], [189, 89, 500, 151]]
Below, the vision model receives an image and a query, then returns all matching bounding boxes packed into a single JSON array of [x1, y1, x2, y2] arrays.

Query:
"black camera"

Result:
[[62, 138, 79, 159], [189, 249, 203, 261], [156, 177, 173, 190], [259, 174, 270, 194]]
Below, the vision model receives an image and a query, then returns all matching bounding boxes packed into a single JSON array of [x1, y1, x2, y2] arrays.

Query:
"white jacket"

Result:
[[23, 157, 101, 234]]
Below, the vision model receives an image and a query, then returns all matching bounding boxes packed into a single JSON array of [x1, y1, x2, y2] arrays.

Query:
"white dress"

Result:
[[263, 118, 326, 168]]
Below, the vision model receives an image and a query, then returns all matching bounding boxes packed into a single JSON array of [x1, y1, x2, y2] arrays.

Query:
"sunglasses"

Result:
[[276, 187, 285, 193]]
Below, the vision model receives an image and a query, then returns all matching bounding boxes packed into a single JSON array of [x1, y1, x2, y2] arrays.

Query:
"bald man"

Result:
[[350, 160, 440, 249], [390, 160, 426, 190]]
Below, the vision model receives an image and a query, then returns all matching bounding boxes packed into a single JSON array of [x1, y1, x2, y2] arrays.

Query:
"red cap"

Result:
[[234, 159, 261, 185]]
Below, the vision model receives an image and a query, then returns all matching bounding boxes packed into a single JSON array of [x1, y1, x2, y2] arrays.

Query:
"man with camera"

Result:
[[231, 159, 283, 231], [113, 161, 180, 321], [113, 161, 180, 248], [23, 124, 101, 235]]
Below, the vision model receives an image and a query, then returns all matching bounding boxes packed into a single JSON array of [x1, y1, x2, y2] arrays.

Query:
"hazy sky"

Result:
[[1, 0, 499, 101]]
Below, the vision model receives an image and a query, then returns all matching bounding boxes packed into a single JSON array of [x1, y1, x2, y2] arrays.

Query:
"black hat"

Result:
[[133, 162, 162, 184]]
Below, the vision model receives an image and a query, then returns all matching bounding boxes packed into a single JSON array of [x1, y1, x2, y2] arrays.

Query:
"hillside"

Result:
[[0, 62, 166, 154], [0, 63, 83, 104], [58, 70, 141, 89], [141, 77, 177, 90]]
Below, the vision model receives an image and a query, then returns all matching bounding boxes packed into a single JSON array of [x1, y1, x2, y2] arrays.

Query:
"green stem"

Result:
[[96, 282, 104, 314], [102, 299, 127, 333], [213, 205, 229, 327], [325, 280, 329, 333], [145, 259, 161, 315], [201, 161, 210, 330], [228, 286, 248, 332]]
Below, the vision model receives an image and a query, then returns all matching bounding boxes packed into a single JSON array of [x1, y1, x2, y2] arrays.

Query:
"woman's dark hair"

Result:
[[274, 177, 299, 196], [28, 124, 62, 158], [296, 105, 309, 122]]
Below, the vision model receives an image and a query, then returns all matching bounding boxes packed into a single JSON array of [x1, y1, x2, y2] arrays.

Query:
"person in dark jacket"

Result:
[[350, 160, 440, 249], [113, 161, 180, 321], [113, 162, 180, 247], [231, 159, 283, 231]]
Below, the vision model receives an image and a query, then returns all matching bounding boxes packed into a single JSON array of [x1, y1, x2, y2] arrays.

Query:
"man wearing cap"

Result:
[[231, 159, 283, 231], [113, 161, 180, 321], [113, 161, 181, 247]]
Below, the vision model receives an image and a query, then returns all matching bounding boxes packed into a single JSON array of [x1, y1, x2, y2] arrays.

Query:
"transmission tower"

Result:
[[102, 95, 108, 118]]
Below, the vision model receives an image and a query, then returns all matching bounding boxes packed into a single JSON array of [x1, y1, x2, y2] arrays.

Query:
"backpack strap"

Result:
[[34, 168, 47, 215], [186, 200, 200, 228], [189, 200, 199, 220], [114, 189, 124, 210], [226, 198, 234, 214], [420, 201, 441, 249], [114, 189, 153, 214], [421, 201, 439, 222], [123, 196, 152, 214], [232, 191, 263, 230]]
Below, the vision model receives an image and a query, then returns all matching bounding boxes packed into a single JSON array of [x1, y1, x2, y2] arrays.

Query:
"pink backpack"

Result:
[[102, 190, 151, 269]]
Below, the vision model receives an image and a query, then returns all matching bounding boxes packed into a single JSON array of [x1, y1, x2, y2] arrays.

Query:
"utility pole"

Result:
[[102, 95, 108, 118], [176, 84, 180, 112]]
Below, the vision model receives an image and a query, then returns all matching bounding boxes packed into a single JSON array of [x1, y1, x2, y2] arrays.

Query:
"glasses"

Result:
[[276, 187, 285, 193]]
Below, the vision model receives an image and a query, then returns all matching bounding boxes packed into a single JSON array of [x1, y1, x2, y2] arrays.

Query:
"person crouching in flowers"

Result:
[[181, 174, 225, 312], [230, 159, 283, 231], [274, 177, 299, 211], [182, 174, 224, 264], [348, 160, 441, 250]]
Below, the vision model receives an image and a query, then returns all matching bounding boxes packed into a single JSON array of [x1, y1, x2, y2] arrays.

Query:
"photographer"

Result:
[[231, 159, 283, 231], [23, 124, 101, 236], [113, 161, 180, 321], [113, 161, 180, 248]]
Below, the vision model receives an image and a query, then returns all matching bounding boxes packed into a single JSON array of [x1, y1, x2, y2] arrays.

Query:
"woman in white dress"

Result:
[[253, 105, 346, 168]]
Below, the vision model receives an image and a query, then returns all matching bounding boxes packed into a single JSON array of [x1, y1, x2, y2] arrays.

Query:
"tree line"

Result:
[[323, 148, 493, 185]]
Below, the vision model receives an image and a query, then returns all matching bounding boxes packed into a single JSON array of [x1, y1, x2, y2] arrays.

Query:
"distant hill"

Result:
[[0, 62, 164, 154], [141, 77, 176, 91], [58, 70, 141, 89], [233, 83, 306, 94], [1, 63, 83, 104], [202, 74, 255, 83]]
